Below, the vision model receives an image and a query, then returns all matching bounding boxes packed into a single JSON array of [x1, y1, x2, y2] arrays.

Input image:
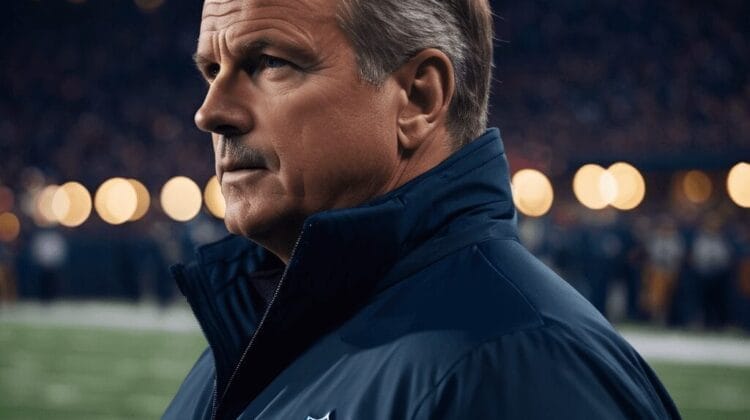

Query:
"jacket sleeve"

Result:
[[409, 325, 680, 420]]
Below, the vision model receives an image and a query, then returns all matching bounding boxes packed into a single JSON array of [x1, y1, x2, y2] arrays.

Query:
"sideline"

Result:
[[2, 301, 750, 367], [0, 301, 199, 333]]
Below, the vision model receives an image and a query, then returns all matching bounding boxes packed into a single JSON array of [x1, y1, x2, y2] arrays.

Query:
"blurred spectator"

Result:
[[0, 245, 17, 303], [688, 215, 733, 327], [642, 219, 685, 323], [735, 223, 750, 330]]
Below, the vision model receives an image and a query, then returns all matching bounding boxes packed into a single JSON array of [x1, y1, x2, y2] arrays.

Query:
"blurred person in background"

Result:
[[20, 230, 68, 301], [0, 245, 17, 303], [734, 220, 750, 331], [580, 210, 623, 316], [642, 217, 685, 324], [164, 0, 678, 419], [688, 214, 733, 328]]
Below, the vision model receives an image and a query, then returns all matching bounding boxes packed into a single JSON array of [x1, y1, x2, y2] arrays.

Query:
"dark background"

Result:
[[1, 0, 749, 330]]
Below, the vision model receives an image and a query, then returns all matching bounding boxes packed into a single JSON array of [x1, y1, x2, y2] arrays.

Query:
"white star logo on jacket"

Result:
[[306, 411, 333, 420]]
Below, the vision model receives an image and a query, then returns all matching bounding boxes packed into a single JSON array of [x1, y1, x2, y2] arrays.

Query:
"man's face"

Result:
[[194, 0, 401, 245]]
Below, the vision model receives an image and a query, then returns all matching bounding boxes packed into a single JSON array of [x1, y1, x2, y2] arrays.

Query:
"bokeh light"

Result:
[[52, 182, 92, 228], [0, 212, 21, 242], [727, 162, 750, 208], [161, 177, 202, 222], [203, 176, 226, 219], [34, 185, 61, 227], [128, 179, 151, 222], [95, 178, 138, 225], [682, 170, 712, 204], [512, 169, 554, 217], [573, 164, 615, 210], [608, 162, 646, 211]]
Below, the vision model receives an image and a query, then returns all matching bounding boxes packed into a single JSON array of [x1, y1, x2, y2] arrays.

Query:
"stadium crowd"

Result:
[[1, 0, 749, 330]]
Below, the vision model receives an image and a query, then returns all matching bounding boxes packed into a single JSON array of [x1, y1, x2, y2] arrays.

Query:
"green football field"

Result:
[[1, 322, 749, 419]]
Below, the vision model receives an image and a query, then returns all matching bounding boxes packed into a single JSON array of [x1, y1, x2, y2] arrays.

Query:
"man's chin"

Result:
[[223, 211, 267, 239], [223, 206, 290, 241]]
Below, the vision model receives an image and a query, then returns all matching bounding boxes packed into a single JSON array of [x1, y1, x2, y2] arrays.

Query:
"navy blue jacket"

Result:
[[164, 129, 679, 419]]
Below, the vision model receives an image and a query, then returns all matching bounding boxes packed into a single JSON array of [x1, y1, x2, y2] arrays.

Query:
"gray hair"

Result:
[[336, 0, 494, 147]]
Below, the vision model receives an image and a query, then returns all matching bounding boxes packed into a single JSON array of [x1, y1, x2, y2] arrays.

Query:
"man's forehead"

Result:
[[201, 0, 334, 25], [197, 0, 342, 61]]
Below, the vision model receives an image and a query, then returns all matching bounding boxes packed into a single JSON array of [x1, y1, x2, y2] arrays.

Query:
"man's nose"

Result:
[[194, 77, 253, 137]]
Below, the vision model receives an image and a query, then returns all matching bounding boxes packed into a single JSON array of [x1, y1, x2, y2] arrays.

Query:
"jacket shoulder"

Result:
[[356, 240, 548, 344], [395, 239, 679, 419], [474, 238, 612, 328], [409, 324, 680, 420]]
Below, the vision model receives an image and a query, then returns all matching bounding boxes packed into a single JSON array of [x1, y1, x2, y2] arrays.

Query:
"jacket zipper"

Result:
[[211, 229, 307, 420]]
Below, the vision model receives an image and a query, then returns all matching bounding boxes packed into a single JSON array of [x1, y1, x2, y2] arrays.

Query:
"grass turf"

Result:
[[0, 322, 748, 419]]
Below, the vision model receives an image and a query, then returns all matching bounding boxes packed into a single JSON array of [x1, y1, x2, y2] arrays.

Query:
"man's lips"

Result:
[[221, 168, 266, 185], [221, 161, 266, 173]]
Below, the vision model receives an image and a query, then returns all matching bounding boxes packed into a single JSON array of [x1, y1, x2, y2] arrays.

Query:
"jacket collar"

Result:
[[173, 128, 517, 418]]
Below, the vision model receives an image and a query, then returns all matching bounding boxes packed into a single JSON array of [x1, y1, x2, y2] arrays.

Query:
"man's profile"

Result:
[[164, 0, 679, 418]]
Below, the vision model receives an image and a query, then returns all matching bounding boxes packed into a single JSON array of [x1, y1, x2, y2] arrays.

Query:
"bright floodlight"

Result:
[[573, 164, 616, 210], [52, 182, 92, 227], [512, 169, 554, 217], [34, 185, 60, 227], [727, 162, 750, 208], [95, 178, 138, 225], [161, 176, 202, 222], [0, 212, 20, 242], [204, 176, 226, 219], [128, 179, 151, 222], [682, 170, 712, 204], [608, 162, 646, 211]]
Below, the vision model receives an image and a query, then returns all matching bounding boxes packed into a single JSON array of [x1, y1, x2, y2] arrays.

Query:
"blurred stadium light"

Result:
[[160, 176, 202, 222], [681, 170, 713, 205], [608, 163, 646, 211], [728, 162, 750, 208], [511, 169, 554, 217], [204, 176, 226, 219], [94, 178, 138, 225], [573, 164, 615, 210], [127, 179, 151, 222], [0, 212, 20, 243], [51, 182, 92, 228], [33, 185, 61, 227]]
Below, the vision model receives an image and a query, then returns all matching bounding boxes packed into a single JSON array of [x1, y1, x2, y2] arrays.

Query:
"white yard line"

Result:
[[0, 301, 200, 333], [621, 331, 750, 367], [2, 302, 750, 366]]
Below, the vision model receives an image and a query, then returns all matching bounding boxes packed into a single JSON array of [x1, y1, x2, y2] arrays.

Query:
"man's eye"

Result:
[[206, 64, 220, 79], [260, 55, 289, 69]]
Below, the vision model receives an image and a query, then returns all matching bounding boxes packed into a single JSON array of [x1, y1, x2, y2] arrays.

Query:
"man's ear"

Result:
[[393, 49, 455, 151]]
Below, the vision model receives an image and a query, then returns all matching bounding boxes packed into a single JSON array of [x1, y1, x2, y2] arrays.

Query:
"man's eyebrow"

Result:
[[238, 38, 273, 57], [192, 39, 271, 73], [192, 53, 212, 70], [238, 37, 317, 62], [193, 37, 315, 71]]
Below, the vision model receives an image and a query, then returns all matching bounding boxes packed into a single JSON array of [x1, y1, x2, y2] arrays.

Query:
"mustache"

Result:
[[219, 137, 268, 169]]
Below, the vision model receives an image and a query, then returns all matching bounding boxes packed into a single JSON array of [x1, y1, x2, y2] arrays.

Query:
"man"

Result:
[[165, 0, 680, 418]]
